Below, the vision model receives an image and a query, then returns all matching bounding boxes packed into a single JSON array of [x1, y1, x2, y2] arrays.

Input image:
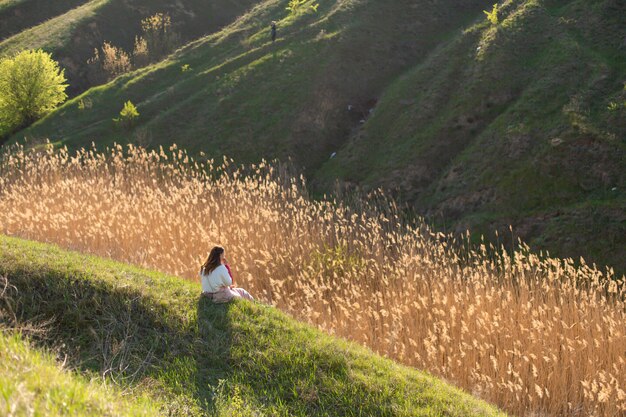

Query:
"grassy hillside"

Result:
[[12, 0, 492, 169], [0, 0, 89, 40], [317, 0, 626, 269], [0, 0, 261, 94], [0, 234, 506, 416]]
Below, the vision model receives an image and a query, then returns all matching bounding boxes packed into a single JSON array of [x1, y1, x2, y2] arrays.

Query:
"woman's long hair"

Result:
[[201, 246, 224, 275]]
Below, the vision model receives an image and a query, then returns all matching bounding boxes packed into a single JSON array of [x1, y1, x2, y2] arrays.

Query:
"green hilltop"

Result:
[[3, 0, 626, 270], [0, 234, 507, 416]]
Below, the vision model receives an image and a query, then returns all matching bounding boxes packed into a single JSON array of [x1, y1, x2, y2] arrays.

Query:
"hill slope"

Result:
[[317, 0, 626, 268], [12, 0, 492, 168], [0, 234, 506, 417], [0, 0, 89, 40], [6, 0, 626, 270], [0, 0, 261, 94]]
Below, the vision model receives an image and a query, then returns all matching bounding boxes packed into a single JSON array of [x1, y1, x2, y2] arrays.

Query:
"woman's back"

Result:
[[200, 264, 232, 293]]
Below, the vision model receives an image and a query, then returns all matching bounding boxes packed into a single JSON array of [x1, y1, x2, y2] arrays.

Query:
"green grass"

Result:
[[319, 0, 625, 187], [0, 332, 163, 417], [0, 0, 108, 57], [315, 0, 626, 271], [0, 0, 90, 40], [11, 0, 491, 167], [0, 234, 507, 416], [0, 0, 28, 12]]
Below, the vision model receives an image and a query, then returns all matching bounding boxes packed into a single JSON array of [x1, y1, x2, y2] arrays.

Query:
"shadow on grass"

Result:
[[0, 261, 241, 413], [1, 265, 194, 379], [193, 297, 234, 409]]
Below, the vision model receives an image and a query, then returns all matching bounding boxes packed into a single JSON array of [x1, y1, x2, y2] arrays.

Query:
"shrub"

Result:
[[286, 0, 319, 15], [101, 41, 131, 79], [132, 36, 150, 68], [77, 98, 92, 111], [484, 3, 499, 25], [87, 13, 178, 78], [141, 13, 179, 61], [113, 100, 139, 128], [87, 42, 132, 81], [0, 49, 67, 137]]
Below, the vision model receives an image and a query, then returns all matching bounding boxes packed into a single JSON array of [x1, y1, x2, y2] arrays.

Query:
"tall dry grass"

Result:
[[0, 143, 624, 416]]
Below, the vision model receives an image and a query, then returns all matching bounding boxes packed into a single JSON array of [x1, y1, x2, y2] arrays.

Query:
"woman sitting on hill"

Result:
[[200, 246, 254, 303]]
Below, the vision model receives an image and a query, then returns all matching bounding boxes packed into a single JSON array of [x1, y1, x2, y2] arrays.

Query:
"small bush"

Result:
[[141, 13, 179, 61], [286, 0, 319, 15], [113, 100, 139, 128], [77, 98, 92, 111], [484, 3, 499, 25], [88, 42, 131, 81], [132, 36, 150, 68], [102, 42, 131, 78]]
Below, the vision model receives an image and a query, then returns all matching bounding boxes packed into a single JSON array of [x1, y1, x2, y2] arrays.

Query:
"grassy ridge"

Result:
[[0, 234, 506, 416], [0, 0, 108, 57], [318, 0, 626, 268]]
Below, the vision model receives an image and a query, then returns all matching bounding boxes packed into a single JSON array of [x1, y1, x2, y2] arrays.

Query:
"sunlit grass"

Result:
[[0, 0, 109, 57], [0, 332, 162, 417]]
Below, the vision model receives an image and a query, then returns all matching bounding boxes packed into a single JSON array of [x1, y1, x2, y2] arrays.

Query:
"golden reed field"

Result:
[[0, 143, 624, 416]]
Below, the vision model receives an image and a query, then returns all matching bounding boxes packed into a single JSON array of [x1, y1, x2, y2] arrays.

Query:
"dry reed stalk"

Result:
[[0, 143, 624, 416]]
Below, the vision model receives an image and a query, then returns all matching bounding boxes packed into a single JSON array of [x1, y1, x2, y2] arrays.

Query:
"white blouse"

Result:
[[200, 264, 232, 293]]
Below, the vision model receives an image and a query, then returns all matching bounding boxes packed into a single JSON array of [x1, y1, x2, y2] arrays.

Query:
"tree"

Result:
[[0, 49, 67, 136]]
